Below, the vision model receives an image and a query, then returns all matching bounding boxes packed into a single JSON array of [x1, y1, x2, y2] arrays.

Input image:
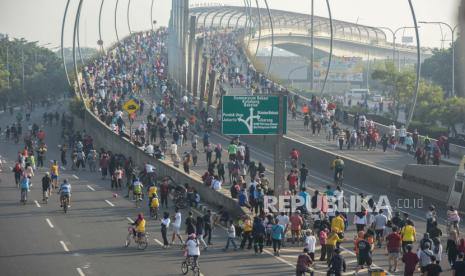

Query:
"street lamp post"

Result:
[[127, 0, 132, 34], [406, 0, 421, 130], [310, 0, 314, 91], [254, 0, 262, 58], [377, 26, 417, 71], [115, 0, 120, 43], [98, 0, 105, 53], [419, 21, 458, 97], [151, 0, 156, 31], [61, 0, 72, 86], [320, 0, 333, 97], [263, 0, 273, 76]]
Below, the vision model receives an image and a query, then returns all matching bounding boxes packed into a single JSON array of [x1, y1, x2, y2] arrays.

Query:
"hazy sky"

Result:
[[0, 0, 460, 49]]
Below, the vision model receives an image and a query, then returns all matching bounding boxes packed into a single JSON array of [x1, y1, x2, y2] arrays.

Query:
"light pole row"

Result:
[[419, 21, 458, 97]]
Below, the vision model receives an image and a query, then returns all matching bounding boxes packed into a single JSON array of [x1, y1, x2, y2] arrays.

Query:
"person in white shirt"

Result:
[[223, 220, 238, 251], [398, 125, 407, 144], [212, 177, 222, 191], [388, 123, 396, 138], [161, 212, 171, 248], [304, 230, 317, 261], [145, 144, 154, 156], [276, 212, 289, 246], [170, 142, 178, 163], [171, 208, 183, 245], [185, 233, 200, 266], [333, 186, 344, 207]]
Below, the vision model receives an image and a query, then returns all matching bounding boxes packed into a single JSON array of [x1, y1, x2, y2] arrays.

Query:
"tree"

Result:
[[436, 97, 465, 136], [0, 37, 67, 107], [421, 48, 453, 95]]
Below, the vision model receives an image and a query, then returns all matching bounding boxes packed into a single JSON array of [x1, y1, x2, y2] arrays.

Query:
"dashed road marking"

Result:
[[76, 268, 85, 276], [105, 200, 115, 207], [34, 200, 41, 208], [46, 218, 54, 228], [126, 217, 134, 223], [72, 174, 79, 180], [59, 240, 70, 252], [86, 185, 95, 191], [153, 238, 163, 246]]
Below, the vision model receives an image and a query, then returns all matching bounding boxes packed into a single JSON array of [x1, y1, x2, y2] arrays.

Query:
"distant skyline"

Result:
[[0, 0, 460, 49]]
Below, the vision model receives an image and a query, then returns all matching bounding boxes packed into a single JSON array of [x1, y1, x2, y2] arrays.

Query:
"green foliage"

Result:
[[436, 97, 465, 135], [421, 47, 456, 96], [69, 96, 85, 118], [0, 37, 68, 106]]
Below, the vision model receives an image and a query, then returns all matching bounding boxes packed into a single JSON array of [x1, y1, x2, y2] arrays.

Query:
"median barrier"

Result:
[[398, 164, 458, 205], [74, 109, 247, 218]]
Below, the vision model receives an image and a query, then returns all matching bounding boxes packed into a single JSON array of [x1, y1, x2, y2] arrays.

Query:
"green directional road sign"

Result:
[[222, 95, 287, 135]]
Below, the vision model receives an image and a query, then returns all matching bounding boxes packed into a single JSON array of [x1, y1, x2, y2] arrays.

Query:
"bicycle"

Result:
[[42, 189, 49, 204], [150, 206, 158, 220], [61, 194, 69, 213], [134, 193, 143, 208], [20, 189, 28, 205], [125, 226, 148, 250], [181, 256, 200, 276], [335, 171, 344, 186]]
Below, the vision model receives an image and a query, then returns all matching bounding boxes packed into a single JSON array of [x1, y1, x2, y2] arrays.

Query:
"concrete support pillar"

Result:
[[207, 69, 217, 110], [187, 15, 197, 96], [192, 38, 204, 103], [199, 56, 210, 110]]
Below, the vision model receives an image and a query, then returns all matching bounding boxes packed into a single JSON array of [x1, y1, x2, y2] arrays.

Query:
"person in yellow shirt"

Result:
[[240, 217, 253, 249], [50, 160, 59, 189], [331, 212, 345, 234], [326, 228, 344, 265], [148, 185, 158, 198], [400, 220, 416, 253], [131, 213, 146, 240], [150, 196, 160, 219]]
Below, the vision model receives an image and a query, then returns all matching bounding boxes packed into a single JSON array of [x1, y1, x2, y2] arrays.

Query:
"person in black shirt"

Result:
[[328, 248, 346, 276], [299, 164, 309, 190], [453, 252, 465, 276], [425, 256, 442, 276]]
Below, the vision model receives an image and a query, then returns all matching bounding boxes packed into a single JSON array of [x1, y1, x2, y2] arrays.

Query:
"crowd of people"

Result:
[[64, 25, 465, 276]]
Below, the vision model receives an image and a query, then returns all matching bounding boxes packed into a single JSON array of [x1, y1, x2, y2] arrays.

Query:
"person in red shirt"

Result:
[[386, 226, 402, 273], [290, 211, 304, 246], [402, 244, 419, 276], [287, 170, 298, 193], [290, 148, 299, 168]]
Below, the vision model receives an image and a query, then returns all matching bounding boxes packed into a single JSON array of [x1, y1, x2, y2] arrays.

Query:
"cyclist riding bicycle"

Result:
[[290, 148, 300, 168], [148, 184, 158, 200], [59, 179, 71, 207], [131, 213, 146, 239], [19, 175, 30, 203], [185, 233, 200, 267], [133, 178, 144, 200], [331, 156, 345, 183]]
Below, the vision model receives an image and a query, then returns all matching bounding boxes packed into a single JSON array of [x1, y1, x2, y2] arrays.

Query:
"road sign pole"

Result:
[[274, 93, 286, 197]]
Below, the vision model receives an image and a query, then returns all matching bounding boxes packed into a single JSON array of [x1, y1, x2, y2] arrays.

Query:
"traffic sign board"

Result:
[[221, 95, 287, 135], [122, 99, 140, 114]]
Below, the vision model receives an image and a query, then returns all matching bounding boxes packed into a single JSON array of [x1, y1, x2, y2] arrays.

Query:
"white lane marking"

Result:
[[76, 268, 85, 276], [262, 249, 295, 268], [59, 240, 70, 252], [72, 174, 79, 180], [86, 185, 95, 191], [9, 166, 13, 171], [126, 217, 134, 223], [46, 218, 54, 228], [105, 200, 115, 207], [153, 238, 163, 246], [34, 200, 41, 208]]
